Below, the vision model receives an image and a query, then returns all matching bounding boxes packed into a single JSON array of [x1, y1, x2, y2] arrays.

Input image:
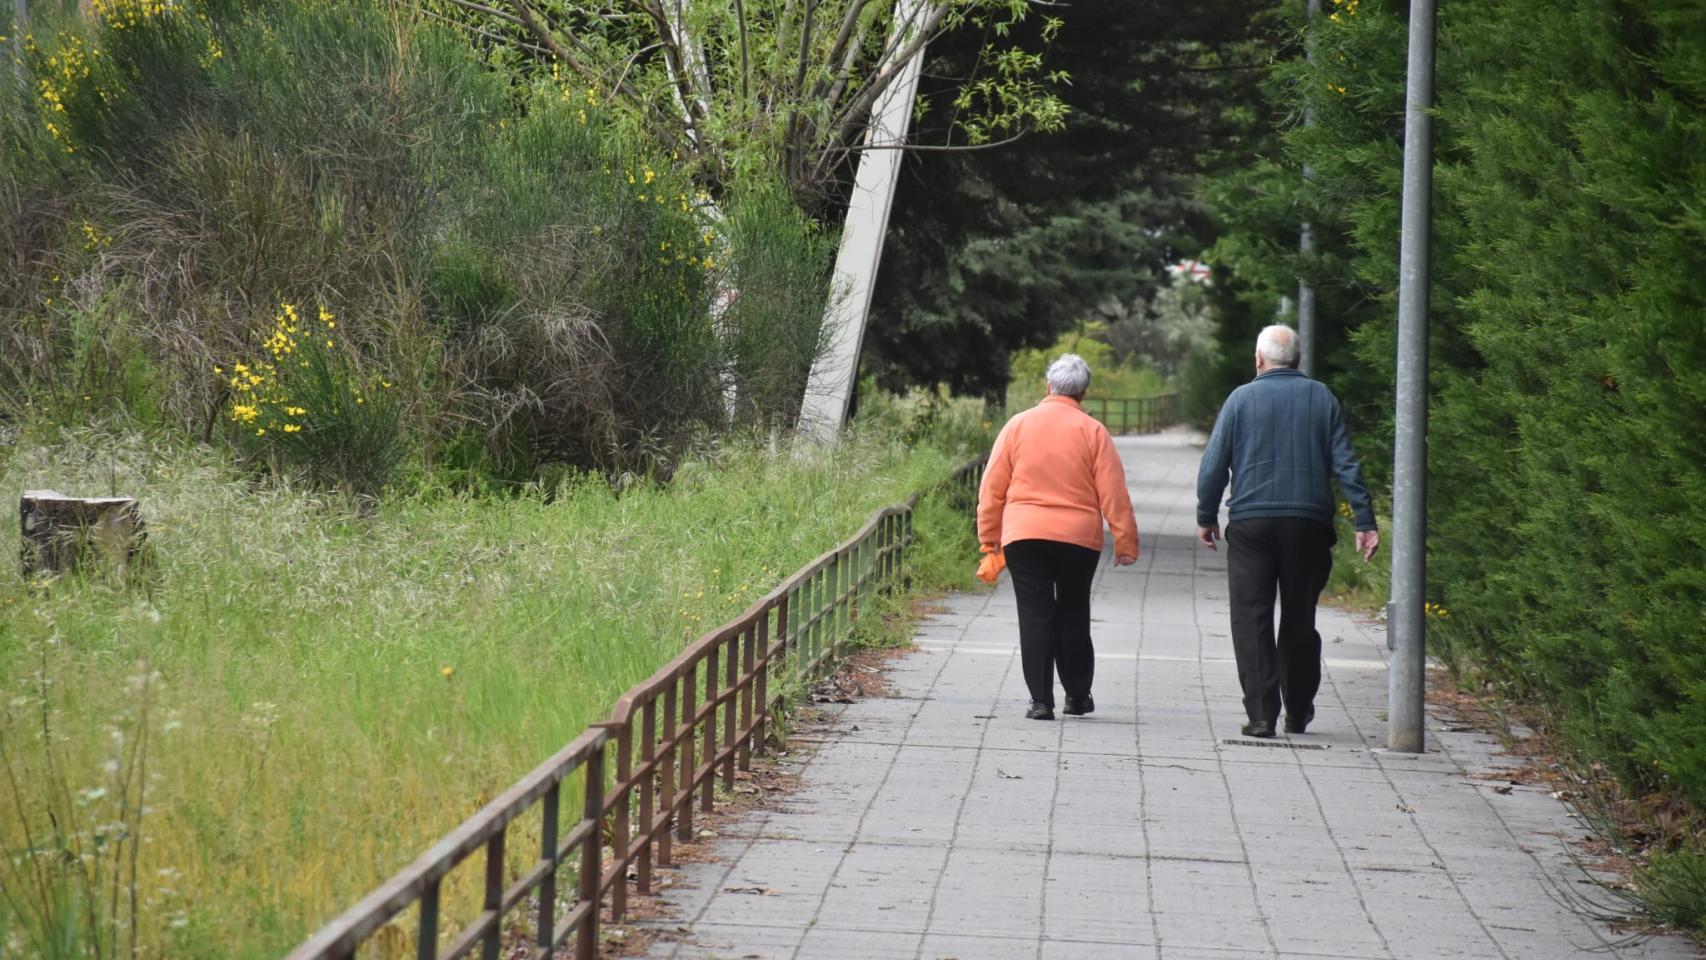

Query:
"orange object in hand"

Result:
[[975, 545, 1005, 584]]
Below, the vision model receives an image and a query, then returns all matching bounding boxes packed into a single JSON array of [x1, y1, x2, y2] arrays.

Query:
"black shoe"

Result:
[[1240, 719, 1276, 738], [1062, 695, 1095, 716], [1026, 701, 1055, 721], [1284, 707, 1315, 734]]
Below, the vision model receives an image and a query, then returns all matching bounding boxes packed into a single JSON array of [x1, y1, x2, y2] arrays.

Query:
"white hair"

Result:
[[1046, 353, 1092, 397], [1256, 324, 1300, 368]]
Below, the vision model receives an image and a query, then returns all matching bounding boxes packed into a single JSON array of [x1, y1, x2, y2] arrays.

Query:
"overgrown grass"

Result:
[[0, 414, 983, 959]]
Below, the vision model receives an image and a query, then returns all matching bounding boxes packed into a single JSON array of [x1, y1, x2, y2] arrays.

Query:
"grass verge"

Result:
[[0, 418, 982, 959]]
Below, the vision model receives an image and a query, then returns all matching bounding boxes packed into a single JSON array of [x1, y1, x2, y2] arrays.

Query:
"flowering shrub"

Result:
[[220, 302, 402, 498], [2, 0, 839, 490]]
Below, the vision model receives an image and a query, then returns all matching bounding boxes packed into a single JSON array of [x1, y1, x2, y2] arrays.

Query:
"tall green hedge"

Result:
[[1208, 0, 1706, 809]]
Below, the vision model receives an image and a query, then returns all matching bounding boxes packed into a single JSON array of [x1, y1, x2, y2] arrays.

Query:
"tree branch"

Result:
[[815, 0, 877, 96], [820, 17, 869, 112], [785, 0, 819, 184], [636, 0, 705, 132], [816, 3, 949, 169], [733, 0, 751, 103], [418, 7, 553, 60], [439, 0, 526, 29], [504, 0, 598, 84], [846, 130, 1029, 153], [503, 0, 686, 156]]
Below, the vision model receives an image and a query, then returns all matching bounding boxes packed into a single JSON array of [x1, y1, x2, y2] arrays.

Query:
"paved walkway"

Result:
[[641, 431, 1700, 960]]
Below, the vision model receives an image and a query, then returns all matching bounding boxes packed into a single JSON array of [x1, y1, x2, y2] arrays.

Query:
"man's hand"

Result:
[[1356, 529, 1380, 562], [1114, 553, 1137, 567], [1196, 525, 1220, 551]]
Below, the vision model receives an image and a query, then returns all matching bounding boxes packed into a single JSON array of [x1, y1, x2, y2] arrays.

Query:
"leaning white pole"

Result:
[[799, 0, 927, 441]]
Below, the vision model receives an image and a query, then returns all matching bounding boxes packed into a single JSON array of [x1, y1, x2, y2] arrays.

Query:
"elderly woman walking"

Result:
[[978, 354, 1140, 720]]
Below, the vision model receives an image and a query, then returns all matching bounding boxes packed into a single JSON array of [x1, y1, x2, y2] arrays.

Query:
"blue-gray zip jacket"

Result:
[[1195, 367, 1377, 531]]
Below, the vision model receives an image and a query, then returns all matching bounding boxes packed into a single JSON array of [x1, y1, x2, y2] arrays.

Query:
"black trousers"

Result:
[[1004, 539, 1102, 707], [1226, 517, 1335, 724]]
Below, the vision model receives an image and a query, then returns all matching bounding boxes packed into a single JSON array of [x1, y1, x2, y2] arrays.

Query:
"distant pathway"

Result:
[[640, 431, 1700, 960]]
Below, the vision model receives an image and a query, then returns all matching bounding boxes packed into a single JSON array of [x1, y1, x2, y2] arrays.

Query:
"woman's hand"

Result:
[[1114, 553, 1137, 566]]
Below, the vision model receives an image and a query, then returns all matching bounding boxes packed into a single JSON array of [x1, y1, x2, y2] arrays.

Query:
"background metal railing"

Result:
[[286, 456, 987, 960], [1082, 394, 1178, 435]]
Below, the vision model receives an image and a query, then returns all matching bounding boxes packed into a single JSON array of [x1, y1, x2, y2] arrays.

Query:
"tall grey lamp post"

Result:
[[1297, 0, 1321, 378], [1387, 0, 1436, 754]]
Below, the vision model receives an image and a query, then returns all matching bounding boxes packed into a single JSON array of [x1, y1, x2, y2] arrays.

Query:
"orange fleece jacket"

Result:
[[977, 395, 1139, 557]]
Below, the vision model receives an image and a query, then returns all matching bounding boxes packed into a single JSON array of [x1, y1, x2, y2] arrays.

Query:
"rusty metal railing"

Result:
[[286, 456, 986, 960], [1082, 394, 1179, 434]]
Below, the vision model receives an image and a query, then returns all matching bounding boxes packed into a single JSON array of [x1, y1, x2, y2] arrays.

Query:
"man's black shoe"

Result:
[[1062, 695, 1095, 716], [1240, 719, 1276, 738], [1026, 701, 1056, 721], [1284, 707, 1315, 734]]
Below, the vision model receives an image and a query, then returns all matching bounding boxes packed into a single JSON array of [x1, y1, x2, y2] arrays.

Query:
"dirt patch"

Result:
[[808, 645, 912, 702]]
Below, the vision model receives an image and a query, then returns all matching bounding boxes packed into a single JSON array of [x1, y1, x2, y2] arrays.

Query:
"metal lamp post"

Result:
[[1387, 0, 1436, 754], [1298, 0, 1321, 378]]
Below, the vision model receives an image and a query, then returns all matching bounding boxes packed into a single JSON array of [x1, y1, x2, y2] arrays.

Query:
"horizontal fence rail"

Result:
[[287, 456, 987, 960], [1082, 394, 1179, 435]]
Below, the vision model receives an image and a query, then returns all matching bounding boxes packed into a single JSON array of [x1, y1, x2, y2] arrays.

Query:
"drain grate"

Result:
[[1219, 737, 1332, 750]]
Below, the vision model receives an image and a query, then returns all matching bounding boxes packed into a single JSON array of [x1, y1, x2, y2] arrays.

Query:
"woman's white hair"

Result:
[[1256, 324, 1300, 368], [1046, 353, 1092, 397]]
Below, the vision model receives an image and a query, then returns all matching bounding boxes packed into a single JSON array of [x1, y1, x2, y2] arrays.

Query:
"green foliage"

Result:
[[1005, 323, 1168, 411], [427, 0, 1070, 214], [855, 385, 997, 455], [0, 0, 840, 489], [1638, 849, 1706, 933], [1202, 0, 1706, 931], [0, 417, 977, 957], [867, 0, 1285, 400], [718, 180, 839, 428]]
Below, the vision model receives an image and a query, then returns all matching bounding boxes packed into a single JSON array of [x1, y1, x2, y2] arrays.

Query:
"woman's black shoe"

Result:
[[1240, 719, 1276, 738], [1063, 695, 1095, 716], [1026, 701, 1056, 720]]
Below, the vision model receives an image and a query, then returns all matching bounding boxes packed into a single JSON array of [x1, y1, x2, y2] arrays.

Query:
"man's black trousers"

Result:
[[1004, 538, 1101, 708], [1225, 517, 1335, 724]]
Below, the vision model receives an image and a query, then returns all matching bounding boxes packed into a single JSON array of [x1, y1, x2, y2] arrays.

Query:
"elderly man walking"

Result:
[[1196, 325, 1379, 738]]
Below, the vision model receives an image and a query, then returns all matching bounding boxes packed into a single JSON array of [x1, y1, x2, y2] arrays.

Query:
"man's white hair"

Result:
[[1046, 353, 1092, 397], [1256, 324, 1300, 368]]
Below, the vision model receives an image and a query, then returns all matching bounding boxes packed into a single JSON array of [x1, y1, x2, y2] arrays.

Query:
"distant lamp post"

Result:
[[1298, 0, 1321, 378]]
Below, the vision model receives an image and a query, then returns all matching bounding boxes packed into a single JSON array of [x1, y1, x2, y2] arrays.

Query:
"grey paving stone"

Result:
[[794, 925, 923, 958], [653, 921, 802, 959], [1039, 939, 1161, 960], [641, 432, 1702, 960], [916, 933, 1042, 960]]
